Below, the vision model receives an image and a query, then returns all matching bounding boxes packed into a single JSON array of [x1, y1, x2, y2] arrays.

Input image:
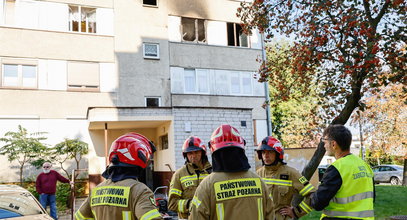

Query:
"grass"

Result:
[[301, 185, 407, 220]]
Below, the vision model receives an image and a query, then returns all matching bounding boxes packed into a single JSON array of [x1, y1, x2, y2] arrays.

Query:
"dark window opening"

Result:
[[227, 23, 249, 47], [181, 17, 206, 43], [143, 0, 157, 6], [146, 97, 160, 107]]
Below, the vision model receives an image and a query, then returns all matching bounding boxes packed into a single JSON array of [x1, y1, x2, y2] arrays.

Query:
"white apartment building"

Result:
[[0, 0, 267, 189]]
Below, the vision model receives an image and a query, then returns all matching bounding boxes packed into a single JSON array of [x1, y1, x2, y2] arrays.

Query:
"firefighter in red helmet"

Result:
[[75, 133, 162, 220], [189, 124, 274, 220], [168, 136, 212, 219], [256, 136, 315, 220]]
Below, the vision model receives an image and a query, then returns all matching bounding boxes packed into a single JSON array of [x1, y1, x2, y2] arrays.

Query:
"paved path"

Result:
[[58, 197, 86, 220]]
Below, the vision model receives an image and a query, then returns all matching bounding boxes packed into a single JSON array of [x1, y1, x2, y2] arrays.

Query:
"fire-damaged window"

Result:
[[227, 23, 249, 47], [181, 17, 206, 43]]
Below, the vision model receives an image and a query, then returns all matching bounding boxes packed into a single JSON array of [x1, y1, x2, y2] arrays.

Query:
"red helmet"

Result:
[[109, 133, 156, 169], [256, 136, 284, 160], [182, 136, 207, 158], [209, 124, 246, 153]]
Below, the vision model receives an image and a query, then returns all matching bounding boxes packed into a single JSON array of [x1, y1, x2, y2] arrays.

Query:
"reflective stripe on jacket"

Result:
[[321, 154, 374, 220], [168, 161, 212, 219], [75, 179, 162, 220], [189, 170, 274, 220], [257, 163, 316, 219]]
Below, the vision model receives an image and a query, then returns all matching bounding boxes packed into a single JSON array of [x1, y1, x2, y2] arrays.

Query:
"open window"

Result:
[[227, 23, 249, 47], [69, 5, 96, 33], [181, 17, 206, 43]]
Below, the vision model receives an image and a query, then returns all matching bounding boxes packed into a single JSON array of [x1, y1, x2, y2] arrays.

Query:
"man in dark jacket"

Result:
[[36, 162, 71, 220]]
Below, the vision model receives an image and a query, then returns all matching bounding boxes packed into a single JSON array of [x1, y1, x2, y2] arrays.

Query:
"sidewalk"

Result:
[[58, 197, 86, 220]]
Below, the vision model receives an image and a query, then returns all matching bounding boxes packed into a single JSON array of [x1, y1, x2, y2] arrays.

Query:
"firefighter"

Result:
[[189, 124, 274, 220], [75, 133, 162, 220], [308, 125, 374, 219], [168, 136, 212, 219], [256, 136, 316, 220]]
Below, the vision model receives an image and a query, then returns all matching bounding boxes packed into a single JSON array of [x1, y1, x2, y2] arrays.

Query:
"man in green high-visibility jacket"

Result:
[[312, 125, 375, 220]]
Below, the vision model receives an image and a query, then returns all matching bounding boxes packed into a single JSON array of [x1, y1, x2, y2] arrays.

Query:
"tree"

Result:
[[51, 138, 89, 179], [0, 125, 48, 185], [351, 83, 407, 184], [238, 0, 406, 204], [265, 40, 325, 147], [352, 83, 406, 156]]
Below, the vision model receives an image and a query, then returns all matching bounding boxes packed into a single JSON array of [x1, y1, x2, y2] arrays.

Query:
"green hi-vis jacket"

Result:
[[321, 154, 374, 220], [75, 179, 162, 220], [168, 161, 212, 219], [257, 163, 316, 220], [189, 170, 274, 220]]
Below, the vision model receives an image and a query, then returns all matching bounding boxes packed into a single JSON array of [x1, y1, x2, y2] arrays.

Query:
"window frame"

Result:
[[183, 68, 209, 94], [143, 43, 160, 59], [142, 0, 158, 7], [181, 17, 207, 43], [1, 62, 38, 89], [145, 97, 161, 107], [230, 72, 253, 96], [227, 22, 250, 47], [69, 5, 97, 34]]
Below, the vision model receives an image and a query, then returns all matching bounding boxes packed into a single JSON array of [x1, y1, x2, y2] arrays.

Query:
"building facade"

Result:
[[0, 0, 267, 188]]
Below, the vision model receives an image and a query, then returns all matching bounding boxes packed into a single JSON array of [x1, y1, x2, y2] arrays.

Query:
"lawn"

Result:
[[300, 185, 407, 220]]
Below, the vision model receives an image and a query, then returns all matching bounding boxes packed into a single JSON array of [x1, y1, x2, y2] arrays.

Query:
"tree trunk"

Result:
[[19, 165, 23, 186], [403, 158, 407, 186]]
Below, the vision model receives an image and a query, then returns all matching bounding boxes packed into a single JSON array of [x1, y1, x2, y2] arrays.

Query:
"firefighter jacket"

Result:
[[168, 161, 212, 219], [75, 178, 162, 220], [189, 170, 274, 220], [314, 154, 374, 220], [256, 162, 316, 220]]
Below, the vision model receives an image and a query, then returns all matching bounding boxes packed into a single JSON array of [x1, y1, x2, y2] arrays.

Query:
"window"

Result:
[[181, 17, 206, 43], [69, 6, 96, 33], [1, 63, 37, 88], [143, 43, 160, 59], [143, 0, 157, 6], [227, 23, 249, 47], [184, 69, 209, 93], [67, 62, 99, 91], [159, 135, 168, 150], [230, 72, 252, 95], [145, 97, 160, 107]]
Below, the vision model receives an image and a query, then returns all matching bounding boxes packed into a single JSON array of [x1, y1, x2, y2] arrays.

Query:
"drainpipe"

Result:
[[104, 123, 109, 166], [261, 33, 272, 136]]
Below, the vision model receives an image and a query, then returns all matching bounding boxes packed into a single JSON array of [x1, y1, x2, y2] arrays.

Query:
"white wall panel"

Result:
[[207, 20, 227, 46], [100, 63, 117, 92], [168, 16, 181, 42], [253, 75, 265, 96], [96, 8, 114, 35], [170, 67, 184, 93], [15, 0, 39, 29], [45, 60, 67, 91], [38, 1, 68, 31], [0, 0, 4, 25], [250, 28, 262, 49], [37, 60, 47, 90], [214, 70, 230, 95], [255, 119, 267, 144]]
